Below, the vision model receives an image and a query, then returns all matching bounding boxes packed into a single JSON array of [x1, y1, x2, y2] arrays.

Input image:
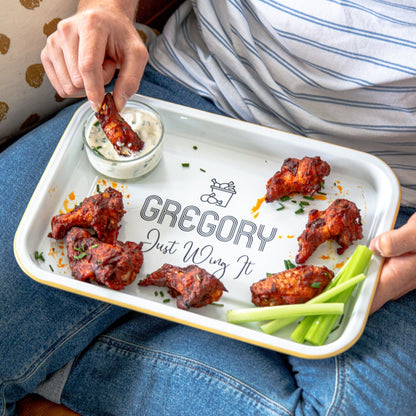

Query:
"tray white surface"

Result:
[[14, 94, 400, 358]]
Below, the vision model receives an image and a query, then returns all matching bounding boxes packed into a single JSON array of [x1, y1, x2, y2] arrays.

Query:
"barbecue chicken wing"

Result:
[[95, 92, 144, 156], [66, 227, 143, 290], [251, 265, 334, 306], [296, 198, 363, 264], [265, 156, 330, 203], [138, 264, 227, 310], [49, 187, 125, 244]]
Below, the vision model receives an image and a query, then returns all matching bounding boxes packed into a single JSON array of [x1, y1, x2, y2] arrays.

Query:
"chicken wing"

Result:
[[95, 92, 144, 156], [66, 227, 143, 290], [251, 265, 334, 306], [296, 198, 363, 264], [138, 264, 227, 310], [265, 156, 330, 203], [48, 187, 125, 244]]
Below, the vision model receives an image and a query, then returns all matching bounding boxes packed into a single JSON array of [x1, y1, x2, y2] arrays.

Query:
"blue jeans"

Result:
[[1, 66, 415, 416]]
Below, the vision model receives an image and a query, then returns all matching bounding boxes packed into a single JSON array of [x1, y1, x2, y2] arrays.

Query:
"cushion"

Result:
[[0, 0, 79, 145], [0, 0, 159, 148]]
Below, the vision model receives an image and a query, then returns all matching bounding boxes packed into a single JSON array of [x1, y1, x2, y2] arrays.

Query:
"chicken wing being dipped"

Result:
[[265, 156, 330, 203], [251, 265, 334, 307], [66, 227, 143, 290], [95, 92, 144, 156], [48, 187, 125, 244], [296, 198, 363, 264], [138, 264, 227, 310]]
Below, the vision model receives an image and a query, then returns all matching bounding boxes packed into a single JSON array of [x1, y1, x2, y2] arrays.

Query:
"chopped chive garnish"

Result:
[[96, 184, 101, 193], [266, 272, 274, 277], [276, 203, 285, 211], [91, 244, 98, 249], [92, 146, 104, 157], [94, 121, 100, 127], [74, 252, 87, 260], [284, 259, 296, 270], [163, 299, 170, 303], [292, 200, 297, 204], [317, 191, 327, 195], [154, 291, 158, 296], [211, 303, 224, 307], [280, 196, 291, 202], [299, 201, 310, 207], [196, 274, 201, 282], [160, 291, 164, 297], [193, 145, 198, 150], [310, 281, 321, 288], [295, 207, 304, 214], [200, 168, 206, 172], [49, 264, 54, 272], [97, 260, 102, 264], [320, 181, 325, 189], [34, 251, 45, 262], [182, 163, 190, 167], [303, 196, 315, 200]]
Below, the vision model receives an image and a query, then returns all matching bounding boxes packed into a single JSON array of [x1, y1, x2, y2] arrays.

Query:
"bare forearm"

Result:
[[77, 0, 140, 20]]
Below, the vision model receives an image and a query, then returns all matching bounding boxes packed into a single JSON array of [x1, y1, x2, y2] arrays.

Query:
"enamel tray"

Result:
[[14, 94, 400, 358]]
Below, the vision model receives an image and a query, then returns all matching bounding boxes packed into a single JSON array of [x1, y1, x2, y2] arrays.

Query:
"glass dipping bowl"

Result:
[[82, 97, 164, 181]]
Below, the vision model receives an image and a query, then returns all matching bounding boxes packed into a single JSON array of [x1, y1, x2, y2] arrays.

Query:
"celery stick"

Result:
[[261, 273, 366, 335], [226, 303, 344, 324], [295, 245, 373, 346]]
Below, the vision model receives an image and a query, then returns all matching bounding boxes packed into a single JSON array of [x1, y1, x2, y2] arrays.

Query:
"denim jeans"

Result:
[[1, 66, 415, 416]]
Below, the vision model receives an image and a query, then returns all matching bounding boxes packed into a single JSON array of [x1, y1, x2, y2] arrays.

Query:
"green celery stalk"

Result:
[[226, 303, 344, 324], [292, 245, 373, 345], [261, 273, 366, 335]]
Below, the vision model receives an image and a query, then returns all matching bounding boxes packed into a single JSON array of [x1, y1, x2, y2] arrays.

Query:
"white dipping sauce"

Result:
[[83, 102, 164, 180]]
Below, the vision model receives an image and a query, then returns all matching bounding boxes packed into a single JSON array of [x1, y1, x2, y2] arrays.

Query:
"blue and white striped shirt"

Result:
[[149, 0, 416, 207]]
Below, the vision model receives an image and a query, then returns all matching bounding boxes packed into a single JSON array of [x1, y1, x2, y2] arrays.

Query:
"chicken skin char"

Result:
[[265, 156, 331, 203], [95, 92, 144, 156], [66, 227, 143, 290], [138, 264, 227, 310], [296, 198, 363, 264], [48, 187, 125, 244], [251, 265, 334, 307]]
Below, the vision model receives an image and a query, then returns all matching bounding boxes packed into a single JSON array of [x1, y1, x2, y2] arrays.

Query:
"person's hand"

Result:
[[41, 0, 148, 111], [369, 212, 416, 313]]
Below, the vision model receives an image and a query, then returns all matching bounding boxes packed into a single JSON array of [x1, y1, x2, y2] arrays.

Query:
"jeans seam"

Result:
[[0, 303, 114, 416], [100, 334, 294, 416], [325, 355, 345, 416]]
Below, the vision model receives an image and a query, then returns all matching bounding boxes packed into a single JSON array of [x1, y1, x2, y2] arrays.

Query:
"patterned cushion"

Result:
[[0, 0, 79, 145], [0, 0, 157, 147]]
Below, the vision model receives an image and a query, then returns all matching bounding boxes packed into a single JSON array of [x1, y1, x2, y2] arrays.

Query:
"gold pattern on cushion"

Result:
[[0, 0, 79, 144], [0, 34, 10, 54], [0, 102, 9, 124], [43, 18, 61, 37], [19, 0, 42, 10], [25, 63, 45, 88]]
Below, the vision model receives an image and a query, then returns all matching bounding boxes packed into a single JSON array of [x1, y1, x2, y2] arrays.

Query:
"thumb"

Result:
[[370, 213, 416, 257]]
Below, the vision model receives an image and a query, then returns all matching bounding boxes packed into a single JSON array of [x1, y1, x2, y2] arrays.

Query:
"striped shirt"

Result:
[[149, 0, 416, 207]]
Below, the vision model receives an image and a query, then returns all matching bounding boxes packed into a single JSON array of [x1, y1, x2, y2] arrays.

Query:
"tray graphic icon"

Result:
[[201, 179, 236, 208]]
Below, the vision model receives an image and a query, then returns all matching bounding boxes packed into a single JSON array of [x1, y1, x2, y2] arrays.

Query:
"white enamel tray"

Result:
[[14, 94, 400, 358]]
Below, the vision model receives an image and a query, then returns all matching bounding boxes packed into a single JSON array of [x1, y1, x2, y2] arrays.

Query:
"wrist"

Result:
[[77, 0, 139, 20]]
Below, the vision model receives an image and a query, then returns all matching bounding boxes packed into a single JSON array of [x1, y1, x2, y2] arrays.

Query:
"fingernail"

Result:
[[372, 236, 383, 256], [89, 100, 99, 112], [117, 94, 128, 111]]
